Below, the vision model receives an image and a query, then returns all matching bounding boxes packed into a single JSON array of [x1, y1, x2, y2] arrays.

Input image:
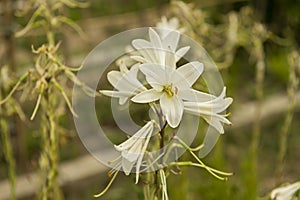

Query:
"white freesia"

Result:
[[114, 121, 155, 183], [271, 182, 300, 200], [100, 63, 146, 105], [131, 28, 190, 66], [131, 62, 216, 128], [156, 16, 185, 39], [184, 87, 233, 134]]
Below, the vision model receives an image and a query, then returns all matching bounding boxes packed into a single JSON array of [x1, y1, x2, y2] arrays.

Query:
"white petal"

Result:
[[160, 93, 183, 128], [178, 89, 216, 102], [107, 71, 122, 88], [162, 30, 180, 52], [184, 99, 231, 114], [131, 89, 162, 103], [149, 28, 164, 64], [132, 39, 152, 50], [159, 169, 169, 200], [122, 140, 143, 162], [149, 28, 162, 49], [100, 90, 133, 98], [119, 97, 128, 105], [202, 115, 224, 134], [135, 124, 153, 183], [132, 39, 158, 63], [116, 75, 144, 94], [122, 157, 135, 175], [139, 64, 167, 89], [184, 105, 231, 124], [131, 55, 148, 63], [175, 46, 190, 62], [271, 182, 300, 200], [165, 51, 176, 69], [175, 61, 203, 87]]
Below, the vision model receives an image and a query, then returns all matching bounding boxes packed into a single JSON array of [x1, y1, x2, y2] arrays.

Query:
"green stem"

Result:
[[0, 90, 16, 200], [277, 50, 299, 178], [39, 86, 60, 200], [0, 117, 16, 200]]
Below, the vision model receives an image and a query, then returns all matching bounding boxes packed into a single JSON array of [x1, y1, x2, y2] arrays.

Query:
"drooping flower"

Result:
[[114, 120, 155, 183], [271, 182, 300, 200], [131, 28, 190, 67], [156, 16, 185, 39], [131, 61, 214, 128], [100, 63, 146, 105], [183, 87, 233, 133]]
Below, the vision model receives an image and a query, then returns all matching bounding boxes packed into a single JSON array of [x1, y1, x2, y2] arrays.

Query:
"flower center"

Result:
[[163, 84, 178, 97]]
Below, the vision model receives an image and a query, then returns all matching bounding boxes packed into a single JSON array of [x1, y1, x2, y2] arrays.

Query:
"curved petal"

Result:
[[165, 51, 176, 69], [131, 55, 148, 63], [132, 39, 152, 50], [149, 28, 162, 49], [162, 30, 180, 52], [107, 71, 122, 88], [183, 98, 233, 114], [100, 90, 134, 98], [160, 93, 183, 128], [132, 39, 158, 63], [149, 28, 165, 65], [175, 61, 204, 87], [139, 64, 166, 90], [131, 89, 162, 103], [122, 157, 135, 175], [175, 46, 190, 62], [178, 89, 216, 102], [201, 115, 225, 134]]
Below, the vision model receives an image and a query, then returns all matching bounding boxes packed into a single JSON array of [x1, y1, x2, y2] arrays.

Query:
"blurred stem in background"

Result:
[[1, 0, 19, 199], [1, 0, 89, 199], [0, 79, 16, 200], [249, 35, 266, 199], [277, 50, 300, 179], [2, 0, 27, 172]]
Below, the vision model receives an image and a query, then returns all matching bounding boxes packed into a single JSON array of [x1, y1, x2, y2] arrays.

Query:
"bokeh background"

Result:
[[0, 0, 300, 199]]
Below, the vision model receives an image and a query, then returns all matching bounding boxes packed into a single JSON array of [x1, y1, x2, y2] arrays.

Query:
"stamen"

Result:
[[163, 84, 175, 97]]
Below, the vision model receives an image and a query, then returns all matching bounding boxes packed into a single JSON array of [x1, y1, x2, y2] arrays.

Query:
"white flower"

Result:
[[131, 61, 213, 128], [131, 28, 190, 67], [115, 45, 139, 68], [184, 87, 233, 134], [271, 182, 300, 200], [114, 121, 155, 183], [99, 63, 146, 105], [156, 16, 185, 39]]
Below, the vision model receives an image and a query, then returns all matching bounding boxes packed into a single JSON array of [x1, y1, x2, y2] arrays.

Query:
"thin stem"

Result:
[[39, 86, 60, 199], [174, 136, 232, 181], [0, 89, 16, 200], [94, 169, 120, 198], [51, 78, 78, 117], [0, 72, 29, 105], [30, 84, 44, 120], [169, 161, 233, 176], [0, 117, 16, 200]]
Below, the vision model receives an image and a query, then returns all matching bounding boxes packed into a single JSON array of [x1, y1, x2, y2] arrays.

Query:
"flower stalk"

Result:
[[277, 50, 300, 178], [0, 90, 16, 200]]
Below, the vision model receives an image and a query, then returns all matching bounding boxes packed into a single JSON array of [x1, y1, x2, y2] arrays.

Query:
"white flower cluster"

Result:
[[100, 26, 232, 182]]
